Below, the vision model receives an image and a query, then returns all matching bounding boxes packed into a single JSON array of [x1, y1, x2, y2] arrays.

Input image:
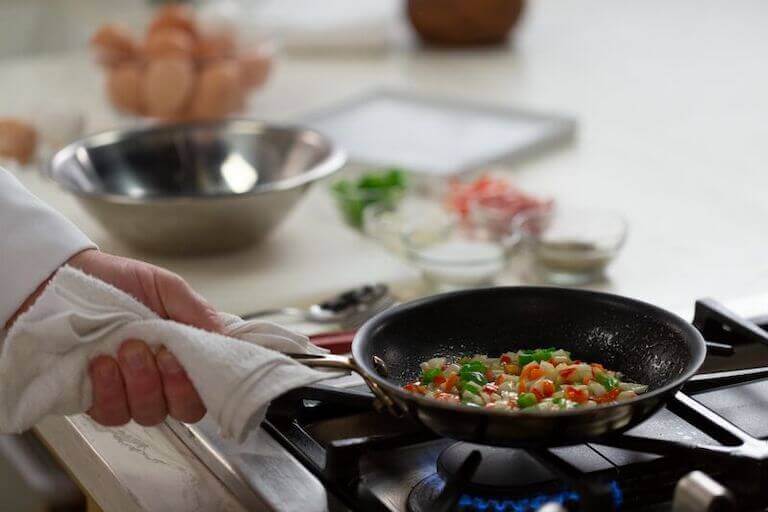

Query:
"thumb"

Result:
[[153, 270, 224, 333]]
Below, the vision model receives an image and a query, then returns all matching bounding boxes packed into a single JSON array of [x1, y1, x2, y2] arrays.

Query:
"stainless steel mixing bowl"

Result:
[[49, 120, 346, 255]]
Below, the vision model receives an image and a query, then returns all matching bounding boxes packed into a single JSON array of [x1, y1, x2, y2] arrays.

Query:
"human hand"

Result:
[[9, 249, 222, 427]]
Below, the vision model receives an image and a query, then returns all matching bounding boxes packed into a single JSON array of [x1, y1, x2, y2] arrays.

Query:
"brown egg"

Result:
[[148, 4, 198, 41], [90, 24, 137, 67], [106, 62, 143, 114], [238, 49, 272, 90], [0, 118, 38, 165], [142, 58, 196, 119], [195, 29, 237, 61], [190, 60, 242, 120], [144, 27, 194, 58]]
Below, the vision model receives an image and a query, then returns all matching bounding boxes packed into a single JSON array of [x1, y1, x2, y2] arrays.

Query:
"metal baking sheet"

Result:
[[301, 89, 576, 175]]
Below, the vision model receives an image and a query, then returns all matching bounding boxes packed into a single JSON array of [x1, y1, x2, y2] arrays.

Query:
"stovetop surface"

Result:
[[167, 301, 768, 512]]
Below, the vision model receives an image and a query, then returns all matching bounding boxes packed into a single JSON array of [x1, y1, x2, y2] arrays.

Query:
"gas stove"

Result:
[[166, 298, 768, 512]]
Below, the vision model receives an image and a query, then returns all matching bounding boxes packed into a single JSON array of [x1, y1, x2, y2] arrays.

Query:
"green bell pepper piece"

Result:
[[518, 348, 554, 366], [461, 381, 483, 395], [459, 361, 488, 386], [421, 368, 442, 384], [595, 372, 619, 390], [517, 392, 538, 409]]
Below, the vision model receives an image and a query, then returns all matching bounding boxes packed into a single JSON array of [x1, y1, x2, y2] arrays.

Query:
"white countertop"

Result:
[[4, 0, 768, 510]]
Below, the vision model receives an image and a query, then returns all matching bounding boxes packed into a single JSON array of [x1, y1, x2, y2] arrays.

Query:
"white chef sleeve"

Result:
[[0, 168, 96, 325]]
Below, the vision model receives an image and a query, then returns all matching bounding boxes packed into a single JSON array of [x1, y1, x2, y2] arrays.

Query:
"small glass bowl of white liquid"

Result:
[[363, 196, 451, 257], [402, 215, 520, 292]]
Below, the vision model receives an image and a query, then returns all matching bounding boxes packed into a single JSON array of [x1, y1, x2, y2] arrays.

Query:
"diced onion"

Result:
[[620, 382, 648, 393], [462, 391, 484, 405], [426, 357, 446, 369], [539, 361, 556, 379], [618, 391, 637, 401], [588, 382, 607, 397]]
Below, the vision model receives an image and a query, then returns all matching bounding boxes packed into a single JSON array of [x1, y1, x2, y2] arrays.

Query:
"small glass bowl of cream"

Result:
[[402, 211, 521, 292]]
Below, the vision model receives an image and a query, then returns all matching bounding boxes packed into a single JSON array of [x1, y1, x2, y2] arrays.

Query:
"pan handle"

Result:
[[287, 353, 404, 417], [682, 366, 768, 394], [704, 341, 735, 356]]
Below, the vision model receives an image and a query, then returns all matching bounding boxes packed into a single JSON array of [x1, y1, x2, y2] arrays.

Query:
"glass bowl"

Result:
[[362, 196, 451, 256], [467, 194, 553, 244], [402, 209, 520, 291], [514, 206, 628, 285]]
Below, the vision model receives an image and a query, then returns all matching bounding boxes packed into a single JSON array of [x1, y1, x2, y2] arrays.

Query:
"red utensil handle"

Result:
[[309, 331, 356, 354]]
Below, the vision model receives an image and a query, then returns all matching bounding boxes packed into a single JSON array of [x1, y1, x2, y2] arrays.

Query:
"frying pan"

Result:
[[292, 286, 707, 447]]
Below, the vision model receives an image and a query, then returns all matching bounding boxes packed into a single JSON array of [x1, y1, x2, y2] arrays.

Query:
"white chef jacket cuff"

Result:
[[0, 170, 96, 326]]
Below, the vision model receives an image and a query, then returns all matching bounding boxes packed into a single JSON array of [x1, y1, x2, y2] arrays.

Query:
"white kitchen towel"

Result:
[[0, 266, 336, 441]]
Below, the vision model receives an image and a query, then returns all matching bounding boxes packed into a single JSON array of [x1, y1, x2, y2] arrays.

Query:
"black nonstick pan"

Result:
[[293, 286, 712, 447]]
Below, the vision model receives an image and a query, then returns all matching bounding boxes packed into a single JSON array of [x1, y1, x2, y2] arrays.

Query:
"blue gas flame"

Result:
[[456, 481, 623, 511]]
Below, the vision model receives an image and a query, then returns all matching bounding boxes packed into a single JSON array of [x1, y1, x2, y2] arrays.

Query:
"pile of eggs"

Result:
[[90, 4, 271, 121]]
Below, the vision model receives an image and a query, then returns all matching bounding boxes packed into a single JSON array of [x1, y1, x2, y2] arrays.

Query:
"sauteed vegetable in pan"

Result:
[[403, 348, 648, 411]]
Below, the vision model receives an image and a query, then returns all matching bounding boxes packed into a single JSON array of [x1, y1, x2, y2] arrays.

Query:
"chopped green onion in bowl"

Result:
[[330, 169, 408, 229]]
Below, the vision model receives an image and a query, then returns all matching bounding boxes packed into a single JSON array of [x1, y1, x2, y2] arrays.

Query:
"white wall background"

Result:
[[0, 0, 152, 59], [0, 0, 402, 60]]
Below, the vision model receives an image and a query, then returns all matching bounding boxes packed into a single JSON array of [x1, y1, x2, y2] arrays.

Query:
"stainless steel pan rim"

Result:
[[48, 119, 347, 204]]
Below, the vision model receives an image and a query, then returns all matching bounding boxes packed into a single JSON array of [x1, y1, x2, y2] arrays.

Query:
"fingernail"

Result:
[[157, 350, 184, 376], [95, 359, 117, 379], [125, 345, 148, 371]]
